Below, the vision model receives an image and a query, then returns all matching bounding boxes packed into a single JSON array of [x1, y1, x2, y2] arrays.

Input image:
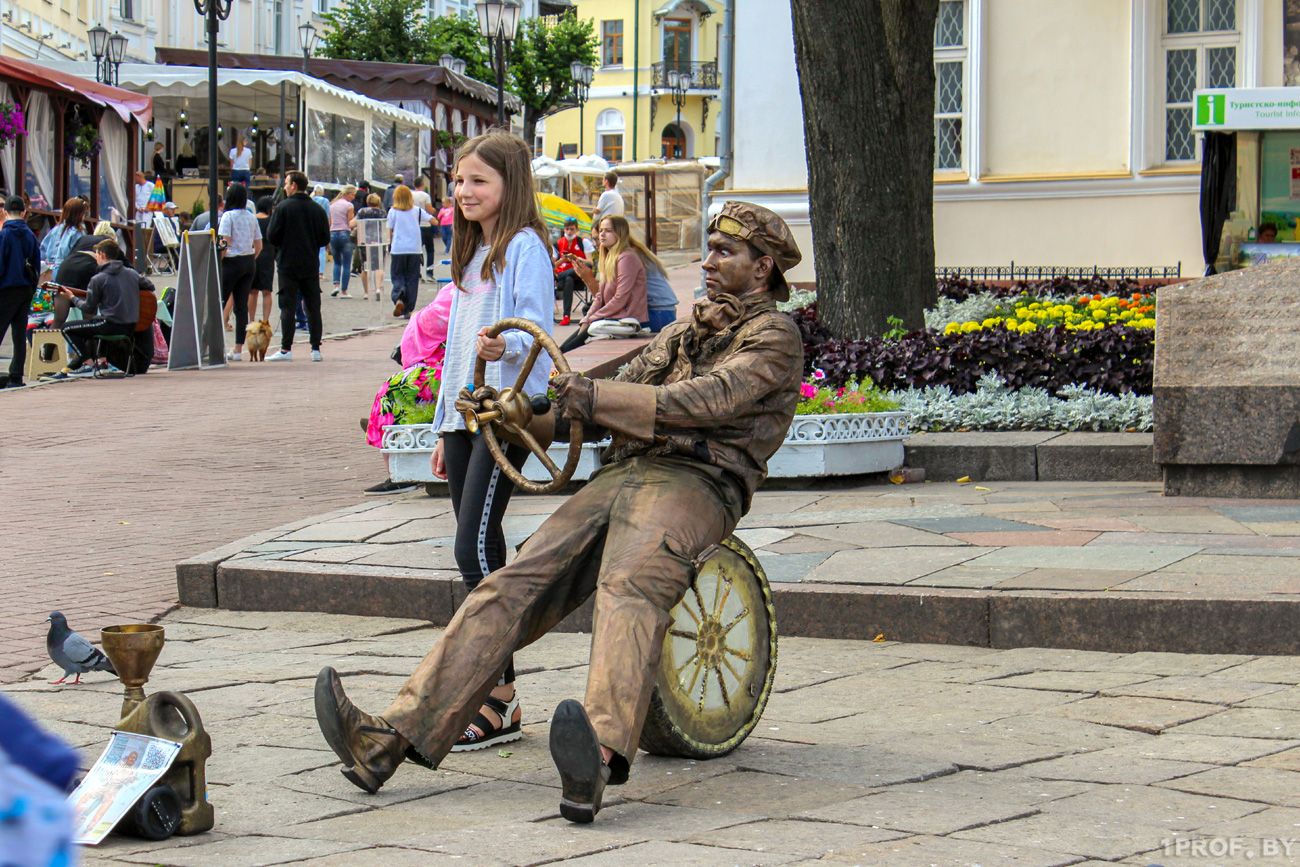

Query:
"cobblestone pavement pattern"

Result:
[[0, 324, 402, 682], [5, 610, 1300, 866]]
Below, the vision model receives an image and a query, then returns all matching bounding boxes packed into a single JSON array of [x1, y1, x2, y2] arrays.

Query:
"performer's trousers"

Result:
[[383, 455, 743, 770]]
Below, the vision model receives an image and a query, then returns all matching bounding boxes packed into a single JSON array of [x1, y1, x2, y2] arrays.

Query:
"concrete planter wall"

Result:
[[384, 411, 910, 483]]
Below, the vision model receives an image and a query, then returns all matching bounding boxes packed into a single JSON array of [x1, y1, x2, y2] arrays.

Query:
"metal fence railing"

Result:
[[936, 263, 1182, 281]]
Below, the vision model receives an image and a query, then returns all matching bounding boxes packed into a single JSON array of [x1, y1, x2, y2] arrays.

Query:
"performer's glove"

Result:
[[454, 385, 497, 421], [551, 372, 595, 423]]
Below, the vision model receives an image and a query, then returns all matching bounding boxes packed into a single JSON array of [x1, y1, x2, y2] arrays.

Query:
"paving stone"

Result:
[[910, 562, 1033, 589], [738, 504, 979, 530], [979, 500, 1063, 513], [946, 530, 1100, 547], [803, 547, 994, 585], [990, 670, 1158, 693], [278, 780, 571, 844], [954, 784, 1266, 860], [645, 770, 874, 817], [819, 833, 1081, 867], [1104, 652, 1258, 677], [1130, 515, 1257, 535], [1103, 734, 1300, 766], [1157, 766, 1300, 807], [1118, 836, 1299, 867], [113, 836, 368, 866], [796, 522, 967, 548], [1101, 676, 1286, 705], [1193, 804, 1300, 838], [965, 545, 1203, 572], [1089, 531, 1300, 550], [412, 805, 764, 862], [1218, 657, 1300, 683], [1112, 571, 1300, 595], [888, 516, 1052, 534], [1043, 695, 1223, 733], [763, 534, 858, 555], [279, 521, 397, 543], [732, 741, 957, 787], [805, 769, 1090, 835], [996, 568, 1143, 591], [351, 543, 458, 569], [1033, 516, 1148, 532], [1214, 506, 1300, 523], [732, 528, 795, 549], [282, 847, 489, 866], [1167, 553, 1300, 577], [681, 820, 905, 860], [1243, 521, 1300, 535], [1170, 707, 1300, 739], [1024, 751, 1214, 785], [883, 660, 1036, 684], [276, 766, 497, 808], [363, 518, 462, 544], [277, 544, 387, 563], [544, 841, 798, 866], [1244, 745, 1300, 770]]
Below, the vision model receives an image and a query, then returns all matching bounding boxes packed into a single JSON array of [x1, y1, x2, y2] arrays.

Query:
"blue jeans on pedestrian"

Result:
[[390, 253, 422, 312], [329, 231, 354, 295], [440, 224, 452, 253], [230, 169, 251, 187], [648, 307, 677, 333]]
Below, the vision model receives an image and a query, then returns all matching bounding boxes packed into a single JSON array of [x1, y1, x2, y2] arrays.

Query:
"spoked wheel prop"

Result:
[[639, 536, 777, 759], [460, 317, 583, 495]]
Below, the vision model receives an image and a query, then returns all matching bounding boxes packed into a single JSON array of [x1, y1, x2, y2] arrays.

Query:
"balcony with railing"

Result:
[[651, 60, 718, 90]]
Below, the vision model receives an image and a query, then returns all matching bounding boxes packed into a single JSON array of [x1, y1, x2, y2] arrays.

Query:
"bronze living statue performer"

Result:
[[314, 201, 805, 823]]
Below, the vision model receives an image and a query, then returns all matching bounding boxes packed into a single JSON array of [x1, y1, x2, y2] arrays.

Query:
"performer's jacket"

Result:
[[561, 291, 803, 512]]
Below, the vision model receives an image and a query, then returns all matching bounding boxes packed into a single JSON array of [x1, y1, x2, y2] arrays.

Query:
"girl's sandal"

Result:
[[450, 693, 522, 752]]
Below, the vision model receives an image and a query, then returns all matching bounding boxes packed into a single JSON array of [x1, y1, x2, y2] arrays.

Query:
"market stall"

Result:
[[0, 56, 150, 233], [1196, 86, 1300, 272], [47, 63, 434, 213]]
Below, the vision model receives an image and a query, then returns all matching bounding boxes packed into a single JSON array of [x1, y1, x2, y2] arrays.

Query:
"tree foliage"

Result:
[[508, 15, 598, 146], [319, 0, 489, 78]]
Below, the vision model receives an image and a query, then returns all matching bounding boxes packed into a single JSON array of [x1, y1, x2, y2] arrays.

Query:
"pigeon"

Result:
[[46, 612, 116, 685]]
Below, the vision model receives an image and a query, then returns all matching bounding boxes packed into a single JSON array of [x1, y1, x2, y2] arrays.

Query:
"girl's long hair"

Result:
[[235, 134, 246, 157], [597, 215, 635, 286], [332, 184, 356, 203], [59, 197, 88, 232], [451, 129, 549, 288], [392, 185, 413, 211]]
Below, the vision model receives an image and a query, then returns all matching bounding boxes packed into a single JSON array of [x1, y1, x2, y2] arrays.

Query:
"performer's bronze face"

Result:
[[702, 231, 773, 300]]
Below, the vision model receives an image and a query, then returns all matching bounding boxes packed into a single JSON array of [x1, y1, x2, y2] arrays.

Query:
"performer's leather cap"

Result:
[[707, 201, 803, 301]]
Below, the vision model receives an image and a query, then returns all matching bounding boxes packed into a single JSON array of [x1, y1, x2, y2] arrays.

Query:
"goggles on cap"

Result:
[[713, 214, 753, 242]]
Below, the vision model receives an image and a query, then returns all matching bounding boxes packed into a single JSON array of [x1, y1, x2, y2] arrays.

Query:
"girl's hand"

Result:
[[476, 326, 505, 361], [431, 438, 447, 480]]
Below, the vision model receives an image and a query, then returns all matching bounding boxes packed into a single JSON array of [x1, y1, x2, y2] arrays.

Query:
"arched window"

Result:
[[596, 108, 625, 162]]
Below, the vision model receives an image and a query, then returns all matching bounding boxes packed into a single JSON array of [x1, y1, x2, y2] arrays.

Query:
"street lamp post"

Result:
[[193, 0, 233, 223], [298, 22, 319, 177], [569, 60, 593, 157], [87, 25, 109, 84], [106, 31, 127, 86], [666, 68, 688, 158], [474, 0, 522, 130]]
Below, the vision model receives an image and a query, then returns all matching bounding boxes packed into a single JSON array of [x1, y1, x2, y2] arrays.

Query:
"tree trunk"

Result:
[[791, 0, 939, 340]]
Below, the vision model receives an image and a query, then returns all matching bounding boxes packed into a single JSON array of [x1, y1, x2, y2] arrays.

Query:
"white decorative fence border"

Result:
[[383, 412, 910, 483]]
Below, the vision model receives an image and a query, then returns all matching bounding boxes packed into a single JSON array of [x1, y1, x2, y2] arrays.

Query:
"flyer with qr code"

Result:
[[68, 731, 181, 845]]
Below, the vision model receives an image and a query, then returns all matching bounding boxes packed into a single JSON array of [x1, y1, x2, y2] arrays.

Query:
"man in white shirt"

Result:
[[411, 175, 437, 280], [592, 171, 624, 226], [134, 171, 153, 226]]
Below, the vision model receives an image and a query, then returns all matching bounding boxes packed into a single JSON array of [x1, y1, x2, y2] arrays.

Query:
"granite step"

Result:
[[905, 431, 1158, 483]]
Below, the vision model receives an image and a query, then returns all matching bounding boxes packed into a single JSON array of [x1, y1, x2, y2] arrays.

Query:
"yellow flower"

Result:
[[1005, 318, 1019, 328], [1018, 321, 1037, 332], [1092, 309, 1107, 320]]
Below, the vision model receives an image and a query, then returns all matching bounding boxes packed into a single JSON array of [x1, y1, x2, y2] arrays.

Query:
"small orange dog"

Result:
[[245, 320, 273, 362]]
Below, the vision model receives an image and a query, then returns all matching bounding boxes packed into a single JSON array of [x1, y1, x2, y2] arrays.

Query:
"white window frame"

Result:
[[933, 0, 973, 177], [1161, 0, 1240, 164], [1135, 0, 1257, 171], [596, 107, 625, 162]]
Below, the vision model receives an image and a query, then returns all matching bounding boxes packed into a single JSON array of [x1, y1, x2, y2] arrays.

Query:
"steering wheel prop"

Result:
[[461, 317, 584, 495]]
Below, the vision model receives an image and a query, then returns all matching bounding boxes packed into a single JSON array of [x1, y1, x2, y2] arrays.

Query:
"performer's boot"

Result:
[[550, 699, 611, 823], [315, 667, 407, 794]]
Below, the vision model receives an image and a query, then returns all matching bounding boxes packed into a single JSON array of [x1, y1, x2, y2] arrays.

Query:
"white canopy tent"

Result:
[[46, 63, 435, 187]]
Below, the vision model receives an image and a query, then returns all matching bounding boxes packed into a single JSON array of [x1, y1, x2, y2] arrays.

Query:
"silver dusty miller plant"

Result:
[[890, 373, 1153, 432]]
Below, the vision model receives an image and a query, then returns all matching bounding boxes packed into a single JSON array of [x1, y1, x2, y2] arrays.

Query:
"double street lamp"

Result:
[[569, 60, 594, 156], [439, 53, 468, 77], [298, 21, 318, 75], [666, 68, 689, 158], [87, 25, 127, 86], [474, 0, 521, 130]]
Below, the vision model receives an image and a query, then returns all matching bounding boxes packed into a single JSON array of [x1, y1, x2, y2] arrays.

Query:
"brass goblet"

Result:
[[100, 625, 165, 720]]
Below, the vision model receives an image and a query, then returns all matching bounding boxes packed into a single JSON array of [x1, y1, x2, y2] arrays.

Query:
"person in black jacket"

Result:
[[0, 194, 40, 388], [265, 170, 330, 362]]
